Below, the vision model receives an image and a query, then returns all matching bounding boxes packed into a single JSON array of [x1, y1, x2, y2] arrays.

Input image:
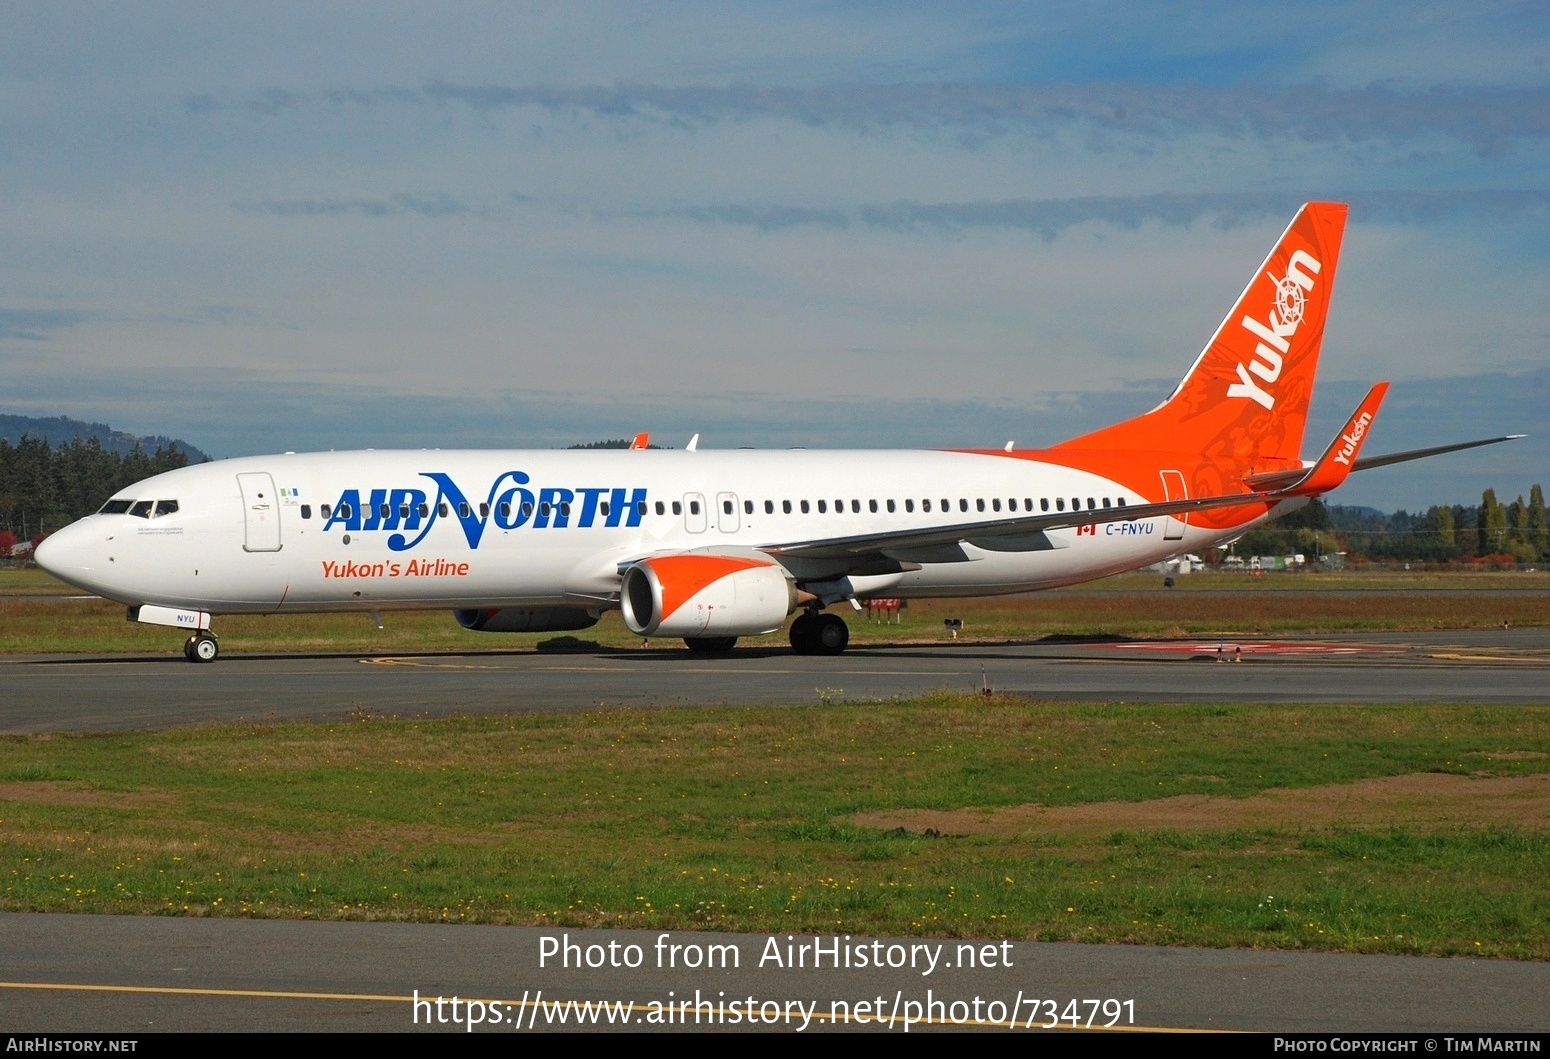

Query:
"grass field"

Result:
[[1, 696, 1547, 957], [3, 567, 1547, 656]]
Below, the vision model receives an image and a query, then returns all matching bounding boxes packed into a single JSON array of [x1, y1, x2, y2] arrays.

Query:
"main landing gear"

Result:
[[183, 631, 219, 663], [789, 611, 849, 656]]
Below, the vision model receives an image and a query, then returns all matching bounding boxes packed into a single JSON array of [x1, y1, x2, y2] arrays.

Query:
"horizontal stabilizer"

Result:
[[1352, 434, 1524, 473]]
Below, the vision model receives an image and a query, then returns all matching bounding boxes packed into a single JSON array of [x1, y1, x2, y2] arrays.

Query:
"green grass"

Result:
[[2, 696, 1547, 956], [3, 566, 1548, 656]]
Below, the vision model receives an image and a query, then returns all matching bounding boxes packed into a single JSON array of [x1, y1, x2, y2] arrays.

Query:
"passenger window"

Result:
[[744, 500, 753, 515], [1102, 498, 1112, 508], [1071, 498, 1080, 510], [1041, 498, 1050, 512], [130, 501, 153, 518], [800, 500, 810, 514], [600, 501, 611, 518], [655, 501, 666, 515], [959, 499, 968, 513], [637, 501, 647, 517], [342, 504, 354, 519], [540, 502, 551, 517], [764, 500, 774, 514], [459, 502, 470, 518], [320, 503, 332, 519], [300, 504, 312, 519], [847, 499, 856, 513], [992, 498, 1001, 512], [886, 499, 896, 513], [1088, 497, 1096, 510], [399, 504, 410, 519], [783, 500, 792, 514], [522, 502, 534, 518], [923, 499, 932, 513], [689, 500, 701, 515], [672, 501, 682, 515], [905, 499, 914, 512], [499, 502, 511, 518], [835, 499, 843, 512], [818, 500, 827, 514], [1118, 498, 1127, 507], [439, 503, 449, 517], [380, 504, 391, 520], [480, 503, 489, 518], [156, 499, 179, 517], [976, 499, 986, 512], [723, 499, 733, 515], [869, 499, 878, 513], [1056, 498, 1065, 511]]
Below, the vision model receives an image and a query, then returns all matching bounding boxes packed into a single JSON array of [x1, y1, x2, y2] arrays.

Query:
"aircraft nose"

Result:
[[33, 519, 109, 588]]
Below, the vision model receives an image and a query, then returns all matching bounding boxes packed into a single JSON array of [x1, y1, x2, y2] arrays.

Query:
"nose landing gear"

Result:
[[183, 632, 219, 663]]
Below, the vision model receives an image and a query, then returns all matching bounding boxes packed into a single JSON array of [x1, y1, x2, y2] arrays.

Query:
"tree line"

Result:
[[1232, 487, 1548, 564], [0, 434, 191, 549]]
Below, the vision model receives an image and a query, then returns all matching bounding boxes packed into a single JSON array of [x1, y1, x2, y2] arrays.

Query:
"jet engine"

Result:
[[454, 607, 601, 633], [620, 554, 796, 637]]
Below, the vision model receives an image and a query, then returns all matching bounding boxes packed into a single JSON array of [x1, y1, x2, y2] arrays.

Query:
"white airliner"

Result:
[[36, 202, 1518, 661]]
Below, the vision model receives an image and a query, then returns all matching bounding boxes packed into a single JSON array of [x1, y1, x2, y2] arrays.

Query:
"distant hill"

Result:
[[0, 414, 210, 462]]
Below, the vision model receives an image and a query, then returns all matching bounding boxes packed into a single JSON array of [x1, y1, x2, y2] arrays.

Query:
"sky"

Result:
[[1, 2, 1547, 511]]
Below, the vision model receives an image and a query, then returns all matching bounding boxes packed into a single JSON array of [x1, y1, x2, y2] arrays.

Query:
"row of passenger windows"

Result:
[[674, 495, 1126, 516], [301, 495, 1126, 522], [99, 493, 1121, 525], [98, 499, 179, 518]]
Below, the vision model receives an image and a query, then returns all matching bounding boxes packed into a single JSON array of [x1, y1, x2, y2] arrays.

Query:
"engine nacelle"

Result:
[[454, 607, 601, 633], [620, 554, 796, 637]]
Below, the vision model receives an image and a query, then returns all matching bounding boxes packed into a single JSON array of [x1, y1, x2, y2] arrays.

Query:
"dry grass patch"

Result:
[[850, 771, 1550, 836], [0, 781, 174, 807]]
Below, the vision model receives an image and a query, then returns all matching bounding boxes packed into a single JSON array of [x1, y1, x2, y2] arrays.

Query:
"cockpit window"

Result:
[[129, 500, 153, 518], [99, 499, 134, 515], [155, 499, 179, 517]]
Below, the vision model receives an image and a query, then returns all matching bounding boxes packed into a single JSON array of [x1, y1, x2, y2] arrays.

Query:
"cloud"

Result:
[[233, 193, 477, 219], [202, 81, 1550, 155], [665, 190, 1550, 238], [681, 204, 852, 231], [0, 309, 96, 341]]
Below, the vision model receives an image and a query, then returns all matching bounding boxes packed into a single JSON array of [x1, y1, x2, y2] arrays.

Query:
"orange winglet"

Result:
[[1285, 381, 1389, 496], [630, 433, 650, 450]]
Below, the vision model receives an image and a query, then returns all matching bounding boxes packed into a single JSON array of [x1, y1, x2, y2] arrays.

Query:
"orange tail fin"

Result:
[[1056, 202, 1348, 470]]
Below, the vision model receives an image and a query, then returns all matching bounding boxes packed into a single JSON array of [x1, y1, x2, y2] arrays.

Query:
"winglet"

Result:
[[629, 432, 650, 450], [1283, 381, 1389, 496]]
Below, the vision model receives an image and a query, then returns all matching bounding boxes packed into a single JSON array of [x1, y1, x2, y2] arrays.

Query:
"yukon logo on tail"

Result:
[[1227, 250, 1321, 410]]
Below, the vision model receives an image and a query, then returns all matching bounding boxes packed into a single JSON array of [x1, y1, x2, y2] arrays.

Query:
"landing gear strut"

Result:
[[183, 632, 219, 663], [789, 611, 849, 655]]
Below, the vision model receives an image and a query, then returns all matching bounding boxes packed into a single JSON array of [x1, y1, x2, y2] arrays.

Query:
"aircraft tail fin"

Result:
[[1055, 202, 1348, 469]]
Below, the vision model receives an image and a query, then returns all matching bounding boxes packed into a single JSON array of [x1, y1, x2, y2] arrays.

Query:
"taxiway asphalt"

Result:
[[3, 628, 1548, 734], [3, 915, 1548, 1033]]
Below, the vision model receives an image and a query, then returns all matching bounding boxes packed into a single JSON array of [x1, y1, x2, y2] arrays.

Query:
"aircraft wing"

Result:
[[762, 489, 1276, 562]]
